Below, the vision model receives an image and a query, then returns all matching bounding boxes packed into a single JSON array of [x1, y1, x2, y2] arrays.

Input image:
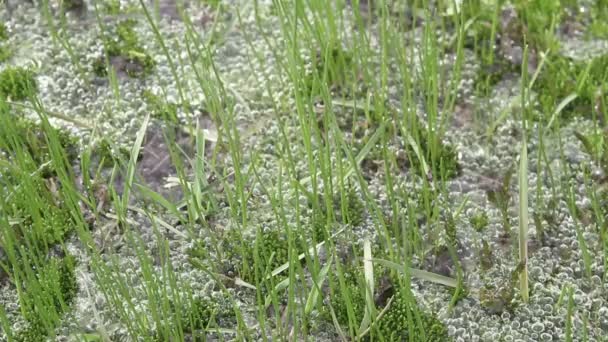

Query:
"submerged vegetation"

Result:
[[1, 0, 608, 341]]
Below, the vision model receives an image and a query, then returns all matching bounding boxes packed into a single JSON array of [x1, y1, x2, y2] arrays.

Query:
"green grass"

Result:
[[1, 0, 608, 340], [0, 67, 37, 101]]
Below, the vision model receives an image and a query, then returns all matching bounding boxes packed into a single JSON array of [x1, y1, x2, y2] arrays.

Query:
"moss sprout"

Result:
[[470, 211, 489, 233], [0, 67, 37, 101]]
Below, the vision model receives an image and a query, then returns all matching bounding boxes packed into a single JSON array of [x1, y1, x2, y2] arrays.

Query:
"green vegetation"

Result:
[[0, 23, 7, 41], [470, 211, 489, 233], [534, 54, 608, 121], [142, 89, 179, 122], [0, 45, 12, 63], [94, 19, 155, 78], [377, 289, 448, 341], [2, 0, 608, 340], [303, 45, 359, 98], [0, 23, 11, 63], [0, 67, 37, 101], [327, 263, 448, 341], [404, 121, 460, 180], [13, 255, 78, 341]]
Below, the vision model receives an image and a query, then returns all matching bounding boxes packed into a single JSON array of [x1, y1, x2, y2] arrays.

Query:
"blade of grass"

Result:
[[372, 258, 458, 288]]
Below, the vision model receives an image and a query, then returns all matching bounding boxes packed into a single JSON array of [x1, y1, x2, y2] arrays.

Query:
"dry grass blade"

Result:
[[518, 130, 529, 303], [372, 258, 458, 288], [359, 239, 375, 332]]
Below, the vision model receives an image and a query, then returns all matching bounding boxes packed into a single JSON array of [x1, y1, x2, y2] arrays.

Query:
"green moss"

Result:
[[61, 0, 85, 12], [10, 181, 75, 248], [404, 121, 460, 180], [103, 0, 122, 15], [480, 239, 493, 271], [0, 67, 37, 101], [199, 0, 221, 8], [1, 116, 79, 174], [302, 45, 360, 98], [470, 211, 489, 233], [328, 267, 368, 326], [95, 19, 156, 78], [180, 297, 219, 333], [589, 2, 608, 39], [0, 23, 7, 41], [14, 255, 78, 342], [188, 227, 301, 286], [0, 115, 79, 253], [143, 90, 179, 123], [376, 289, 448, 341], [255, 229, 291, 273], [340, 183, 366, 227], [486, 165, 514, 236], [0, 24, 11, 63], [0, 44, 13, 63], [533, 54, 608, 121]]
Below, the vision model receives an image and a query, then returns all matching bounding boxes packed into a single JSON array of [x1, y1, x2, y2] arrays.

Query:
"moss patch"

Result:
[[326, 262, 448, 341], [0, 67, 37, 101], [376, 289, 448, 341], [302, 45, 361, 98], [143, 89, 179, 123], [188, 227, 303, 286], [0, 23, 7, 41], [94, 19, 155, 78], [403, 122, 460, 180]]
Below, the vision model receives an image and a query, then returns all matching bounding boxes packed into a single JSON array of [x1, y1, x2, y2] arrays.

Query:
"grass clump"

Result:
[[327, 264, 448, 341], [13, 254, 78, 342], [404, 122, 460, 180], [533, 54, 608, 121], [0, 67, 37, 101], [575, 130, 608, 173], [311, 184, 366, 241], [6, 179, 76, 250], [94, 19, 155, 78], [302, 45, 360, 98], [188, 227, 299, 285]]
